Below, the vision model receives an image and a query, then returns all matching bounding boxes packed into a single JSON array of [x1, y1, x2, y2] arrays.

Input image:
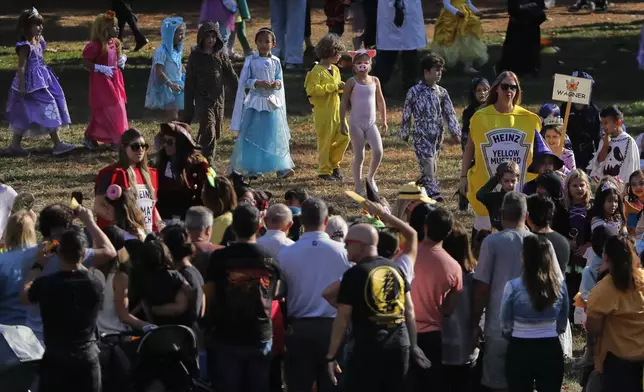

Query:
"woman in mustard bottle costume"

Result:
[[304, 34, 349, 181], [432, 0, 488, 74]]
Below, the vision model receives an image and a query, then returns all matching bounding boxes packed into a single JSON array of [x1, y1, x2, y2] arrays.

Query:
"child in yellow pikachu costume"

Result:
[[304, 34, 349, 181]]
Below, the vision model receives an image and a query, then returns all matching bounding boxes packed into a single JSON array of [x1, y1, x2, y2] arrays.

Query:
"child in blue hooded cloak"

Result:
[[145, 17, 186, 120]]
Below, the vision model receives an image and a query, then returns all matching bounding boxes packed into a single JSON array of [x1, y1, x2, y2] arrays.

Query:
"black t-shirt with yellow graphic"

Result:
[[337, 256, 410, 349]]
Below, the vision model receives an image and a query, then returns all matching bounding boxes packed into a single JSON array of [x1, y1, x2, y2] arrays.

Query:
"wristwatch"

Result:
[[325, 355, 336, 362], [31, 262, 44, 271]]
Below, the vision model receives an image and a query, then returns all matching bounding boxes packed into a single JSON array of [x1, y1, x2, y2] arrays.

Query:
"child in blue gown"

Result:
[[230, 27, 294, 178]]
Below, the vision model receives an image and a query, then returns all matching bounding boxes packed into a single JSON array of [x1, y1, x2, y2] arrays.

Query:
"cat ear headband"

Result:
[[348, 49, 377, 59]]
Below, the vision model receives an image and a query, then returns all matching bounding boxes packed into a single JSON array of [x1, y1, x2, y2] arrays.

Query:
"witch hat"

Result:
[[528, 131, 564, 174]]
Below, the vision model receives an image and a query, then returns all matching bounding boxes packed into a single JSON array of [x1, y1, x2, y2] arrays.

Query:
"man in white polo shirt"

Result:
[[257, 203, 294, 258], [278, 197, 351, 392]]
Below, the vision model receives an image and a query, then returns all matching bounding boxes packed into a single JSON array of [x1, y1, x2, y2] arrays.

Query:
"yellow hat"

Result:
[[397, 182, 436, 204]]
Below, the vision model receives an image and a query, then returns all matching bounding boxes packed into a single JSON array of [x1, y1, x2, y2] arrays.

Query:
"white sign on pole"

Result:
[[551, 73, 592, 105]]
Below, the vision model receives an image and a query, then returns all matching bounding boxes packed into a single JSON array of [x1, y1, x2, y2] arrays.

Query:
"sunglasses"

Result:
[[162, 138, 175, 147], [129, 143, 149, 151], [500, 83, 518, 92]]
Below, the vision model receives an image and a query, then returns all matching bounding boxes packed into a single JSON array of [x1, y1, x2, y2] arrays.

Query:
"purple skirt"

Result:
[[199, 0, 235, 30], [5, 67, 71, 136]]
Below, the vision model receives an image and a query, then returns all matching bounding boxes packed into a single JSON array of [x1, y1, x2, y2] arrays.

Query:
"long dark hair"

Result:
[[468, 77, 490, 108], [443, 221, 477, 273], [156, 122, 196, 186], [604, 235, 643, 291], [140, 237, 174, 272], [522, 235, 562, 311], [17, 7, 44, 41], [590, 182, 625, 223], [202, 176, 237, 218]]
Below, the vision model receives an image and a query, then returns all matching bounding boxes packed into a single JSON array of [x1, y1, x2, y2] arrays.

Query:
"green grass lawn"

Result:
[[1, 3, 643, 390]]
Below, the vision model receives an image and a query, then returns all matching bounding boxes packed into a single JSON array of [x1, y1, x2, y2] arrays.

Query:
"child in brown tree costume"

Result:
[[182, 21, 238, 162]]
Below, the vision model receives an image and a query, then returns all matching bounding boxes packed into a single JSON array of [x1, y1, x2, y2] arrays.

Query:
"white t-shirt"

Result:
[[0, 185, 18, 241]]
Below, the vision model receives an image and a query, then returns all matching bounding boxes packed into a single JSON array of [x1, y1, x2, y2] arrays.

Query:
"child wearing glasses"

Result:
[[400, 52, 461, 201], [95, 129, 164, 233]]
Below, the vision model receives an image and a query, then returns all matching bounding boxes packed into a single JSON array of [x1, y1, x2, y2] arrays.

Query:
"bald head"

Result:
[[265, 203, 293, 230], [346, 224, 379, 246], [345, 223, 379, 262]]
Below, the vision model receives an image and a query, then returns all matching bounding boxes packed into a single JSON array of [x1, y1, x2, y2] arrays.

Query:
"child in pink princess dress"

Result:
[[82, 11, 128, 149], [4, 7, 76, 156]]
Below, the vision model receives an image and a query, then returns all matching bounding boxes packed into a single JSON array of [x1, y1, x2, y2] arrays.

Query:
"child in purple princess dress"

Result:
[[4, 7, 76, 156]]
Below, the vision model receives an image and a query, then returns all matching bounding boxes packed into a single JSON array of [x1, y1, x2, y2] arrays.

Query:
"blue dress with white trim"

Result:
[[229, 53, 293, 174]]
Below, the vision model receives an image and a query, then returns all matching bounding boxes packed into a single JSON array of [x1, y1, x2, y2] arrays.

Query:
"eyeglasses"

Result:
[[500, 83, 518, 92], [162, 138, 175, 147], [129, 143, 149, 151]]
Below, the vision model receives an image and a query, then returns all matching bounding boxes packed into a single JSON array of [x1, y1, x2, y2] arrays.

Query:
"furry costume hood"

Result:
[[160, 17, 184, 66], [196, 21, 224, 53]]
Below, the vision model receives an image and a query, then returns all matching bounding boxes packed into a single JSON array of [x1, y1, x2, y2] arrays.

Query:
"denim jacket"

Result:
[[500, 277, 569, 340]]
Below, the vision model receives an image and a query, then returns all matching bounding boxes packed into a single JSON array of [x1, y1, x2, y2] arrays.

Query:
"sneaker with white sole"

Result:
[[52, 142, 76, 156], [277, 169, 295, 179]]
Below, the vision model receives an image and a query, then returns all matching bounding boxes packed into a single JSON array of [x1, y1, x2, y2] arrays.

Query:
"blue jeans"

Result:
[[208, 341, 272, 392], [216, 22, 231, 49], [270, 0, 306, 64]]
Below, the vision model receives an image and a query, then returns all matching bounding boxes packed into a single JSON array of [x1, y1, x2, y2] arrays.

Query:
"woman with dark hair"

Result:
[[161, 224, 205, 320], [500, 235, 568, 392], [409, 202, 433, 242], [586, 235, 644, 391], [138, 238, 193, 327], [95, 129, 163, 233], [496, 0, 546, 77], [155, 121, 209, 221], [459, 71, 541, 232]]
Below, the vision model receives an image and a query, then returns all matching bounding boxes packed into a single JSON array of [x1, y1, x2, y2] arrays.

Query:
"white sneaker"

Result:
[[52, 141, 76, 156]]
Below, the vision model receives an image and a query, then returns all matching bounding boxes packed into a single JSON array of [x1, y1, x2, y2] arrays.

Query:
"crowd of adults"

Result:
[[0, 122, 642, 392]]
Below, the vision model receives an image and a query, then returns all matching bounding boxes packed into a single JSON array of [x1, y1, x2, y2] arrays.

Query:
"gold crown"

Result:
[[543, 114, 564, 127]]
